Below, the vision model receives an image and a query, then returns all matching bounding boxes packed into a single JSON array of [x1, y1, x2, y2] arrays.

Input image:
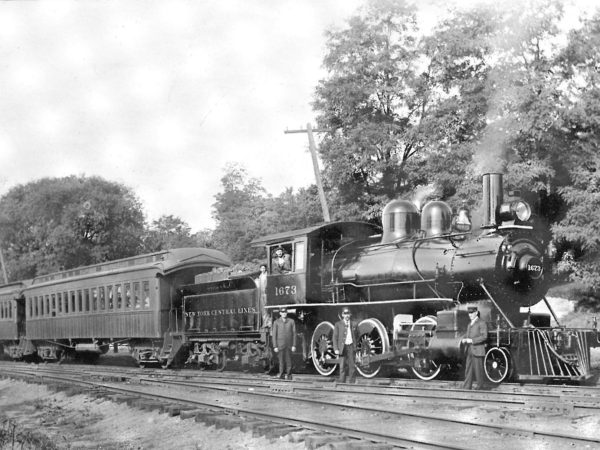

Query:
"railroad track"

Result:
[[1, 362, 600, 449]]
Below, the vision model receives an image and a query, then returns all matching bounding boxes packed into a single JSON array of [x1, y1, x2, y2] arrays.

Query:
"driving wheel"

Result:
[[355, 318, 390, 378], [310, 321, 337, 376]]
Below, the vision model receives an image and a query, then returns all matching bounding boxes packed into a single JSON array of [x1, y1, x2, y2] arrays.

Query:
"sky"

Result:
[[0, 0, 595, 232]]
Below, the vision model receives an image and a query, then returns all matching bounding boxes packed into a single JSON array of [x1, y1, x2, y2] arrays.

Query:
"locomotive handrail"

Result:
[[411, 239, 444, 299], [331, 278, 438, 289]]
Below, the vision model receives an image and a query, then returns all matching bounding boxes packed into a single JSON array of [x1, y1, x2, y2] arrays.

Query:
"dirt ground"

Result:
[[0, 379, 304, 450]]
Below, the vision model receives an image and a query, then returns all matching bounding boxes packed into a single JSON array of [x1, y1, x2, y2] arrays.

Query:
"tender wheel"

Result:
[[409, 316, 442, 381], [484, 347, 511, 383], [310, 321, 337, 376], [355, 318, 390, 378]]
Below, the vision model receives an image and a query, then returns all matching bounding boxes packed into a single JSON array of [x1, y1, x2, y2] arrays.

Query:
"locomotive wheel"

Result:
[[484, 347, 511, 383], [355, 318, 390, 379], [409, 316, 442, 381], [310, 321, 337, 376]]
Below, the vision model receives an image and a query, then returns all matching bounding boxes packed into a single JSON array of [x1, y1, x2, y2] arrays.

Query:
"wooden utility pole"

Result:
[[284, 123, 331, 222], [0, 247, 7, 284]]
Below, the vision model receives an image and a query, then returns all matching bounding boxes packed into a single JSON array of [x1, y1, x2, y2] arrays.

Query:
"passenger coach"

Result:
[[2, 248, 230, 366]]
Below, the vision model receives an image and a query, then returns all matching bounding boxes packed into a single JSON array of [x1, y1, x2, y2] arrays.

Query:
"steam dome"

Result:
[[381, 200, 420, 244], [421, 201, 452, 236]]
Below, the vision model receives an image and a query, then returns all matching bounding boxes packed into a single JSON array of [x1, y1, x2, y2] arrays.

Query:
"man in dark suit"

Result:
[[272, 307, 296, 379], [333, 306, 360, 383], [461, 306, 488, 389]]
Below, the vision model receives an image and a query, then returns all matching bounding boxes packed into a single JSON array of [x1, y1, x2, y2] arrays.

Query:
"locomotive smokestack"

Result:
[[482, 173, 503, 227]]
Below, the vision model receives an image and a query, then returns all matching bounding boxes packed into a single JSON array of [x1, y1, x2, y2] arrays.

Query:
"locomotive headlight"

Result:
[[514, 201, 531, 221], [498, 201, 532, 222]]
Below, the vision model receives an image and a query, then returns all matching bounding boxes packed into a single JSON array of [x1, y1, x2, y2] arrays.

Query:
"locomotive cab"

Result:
[[252, 222, 382, 307]]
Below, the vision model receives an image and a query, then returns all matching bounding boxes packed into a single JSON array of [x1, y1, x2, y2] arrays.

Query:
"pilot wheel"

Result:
[[484, 347, 511, 383]]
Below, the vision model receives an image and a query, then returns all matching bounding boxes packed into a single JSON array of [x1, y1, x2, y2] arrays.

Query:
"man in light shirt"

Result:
[[333, 306, 359, 384]]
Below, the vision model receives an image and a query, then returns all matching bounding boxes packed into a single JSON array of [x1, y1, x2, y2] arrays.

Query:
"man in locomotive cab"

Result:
[[461, 306, 488, 390], [333, 307, 359, 384], [271, 246, 292, 274]]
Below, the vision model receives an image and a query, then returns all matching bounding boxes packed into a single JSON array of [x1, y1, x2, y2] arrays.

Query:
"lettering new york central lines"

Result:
[[184, 306, 257, 317]]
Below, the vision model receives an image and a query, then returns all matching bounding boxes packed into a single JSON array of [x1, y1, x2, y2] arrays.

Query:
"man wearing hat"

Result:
[[271, 247, 292, 274], [272, 307, 296, 379], [333, 307, 360, 383], [461, 306, 488, 389]]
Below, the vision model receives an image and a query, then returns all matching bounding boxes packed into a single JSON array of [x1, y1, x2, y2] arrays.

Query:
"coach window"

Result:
[[107, 286, 114, 310], [92, 288, 97, 311], [36, 297, 40, 317], [142, 281, 150, 308], [45, 295, 50, 316], [64, 291, 69, 313], [133, 282, 141, 309], [78, 291, 83, 313], [52, 294, 57, 316], [115, 284, 122, 309], [84, 289, 90, 312], [70, 291, 76, 313], [124, 283, 131, 309], [99, 287, 105, 310]]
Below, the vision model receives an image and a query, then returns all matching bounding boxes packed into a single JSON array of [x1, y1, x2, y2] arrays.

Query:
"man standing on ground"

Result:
[[461, 306, 488, 390], [272, 307, 296, 380], [333, 306, 359, 384]]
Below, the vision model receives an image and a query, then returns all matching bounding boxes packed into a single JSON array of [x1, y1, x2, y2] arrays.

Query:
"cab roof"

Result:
[[251, 221, 381, 247]]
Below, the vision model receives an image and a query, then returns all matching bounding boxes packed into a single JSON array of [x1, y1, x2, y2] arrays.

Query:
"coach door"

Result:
[[16, 296, 26, 336]]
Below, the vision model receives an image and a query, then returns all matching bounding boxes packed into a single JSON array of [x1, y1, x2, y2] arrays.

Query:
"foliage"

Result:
[[313, 0, 425, 218], [210, 163, 323, 263], [142, 215, 197, 252], [0, 176, 145, 280]]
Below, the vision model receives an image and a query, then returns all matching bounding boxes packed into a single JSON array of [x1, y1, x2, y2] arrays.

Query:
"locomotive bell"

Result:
[[381, 200, 420, 244], [421, 201, 452, 236]]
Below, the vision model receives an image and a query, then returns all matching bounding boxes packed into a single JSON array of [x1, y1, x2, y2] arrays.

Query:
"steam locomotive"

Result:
[[175, 173, 598, 384], [0, 173, 597, 384]]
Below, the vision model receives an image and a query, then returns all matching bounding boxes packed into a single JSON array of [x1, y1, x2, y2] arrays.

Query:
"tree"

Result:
[[551, 12, 600, 302], [211, 163, 268, 262], [0, 176, 145, 280], [313, 0, 497, 220], [211, 164, 324, 263], [142, 215, 197, 252], [313, 0, 424, 219]]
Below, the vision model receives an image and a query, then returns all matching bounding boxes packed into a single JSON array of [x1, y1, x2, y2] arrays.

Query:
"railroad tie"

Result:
[[238, 419, 271, 433], [179, 408, 208, 420], [252, 423, 297, 439], [211, 414, 242, 430]]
